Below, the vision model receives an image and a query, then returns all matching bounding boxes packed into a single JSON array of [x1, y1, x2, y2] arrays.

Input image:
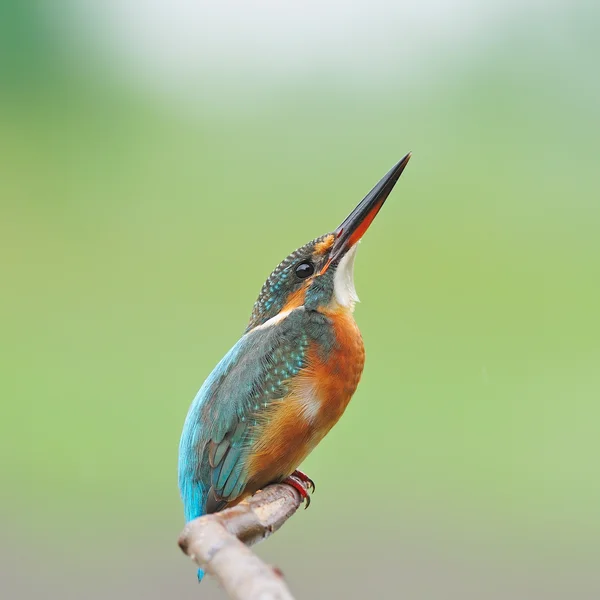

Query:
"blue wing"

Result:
[[178, 337, 247, 522], [178, 339, 250, 583], [178, 307, 335, 525]]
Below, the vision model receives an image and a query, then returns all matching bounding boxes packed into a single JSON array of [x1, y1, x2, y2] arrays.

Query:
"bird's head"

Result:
[[246, 153, 411, 332]]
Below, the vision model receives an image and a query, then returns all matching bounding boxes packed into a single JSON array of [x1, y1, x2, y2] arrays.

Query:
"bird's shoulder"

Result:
[[185, 307, 330, 423], [178, 306, 337, 512]]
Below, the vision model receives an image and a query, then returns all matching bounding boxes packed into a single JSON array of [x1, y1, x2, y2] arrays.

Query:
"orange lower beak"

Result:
[[325, 152, 411, 269]]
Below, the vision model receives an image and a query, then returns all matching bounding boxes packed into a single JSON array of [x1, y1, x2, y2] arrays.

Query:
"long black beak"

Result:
[[326, 152, 411, 268]]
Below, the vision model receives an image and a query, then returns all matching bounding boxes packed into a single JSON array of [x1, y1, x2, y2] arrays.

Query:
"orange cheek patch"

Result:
[[281, 287, 308, 313]]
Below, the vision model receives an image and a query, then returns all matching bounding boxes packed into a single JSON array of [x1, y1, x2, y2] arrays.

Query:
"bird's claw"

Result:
[[282, 473, 313, 508], [291, 469, 316, 493]]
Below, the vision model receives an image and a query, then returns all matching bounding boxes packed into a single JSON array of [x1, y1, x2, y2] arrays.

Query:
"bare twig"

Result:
[[178, 483, 303, 600]]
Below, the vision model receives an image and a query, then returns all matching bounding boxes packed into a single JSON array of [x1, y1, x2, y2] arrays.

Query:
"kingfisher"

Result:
[[179, 153, 411, 579]]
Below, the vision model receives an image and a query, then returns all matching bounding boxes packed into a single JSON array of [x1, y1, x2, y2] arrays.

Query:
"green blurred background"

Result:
[[2, 1, 599, 598]]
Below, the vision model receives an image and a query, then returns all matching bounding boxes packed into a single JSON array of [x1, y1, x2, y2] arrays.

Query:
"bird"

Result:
[[178, 153, 411, 580]]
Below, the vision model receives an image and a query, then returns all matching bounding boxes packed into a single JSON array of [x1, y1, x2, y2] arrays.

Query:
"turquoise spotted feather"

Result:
[[178, 307, 333, 580]]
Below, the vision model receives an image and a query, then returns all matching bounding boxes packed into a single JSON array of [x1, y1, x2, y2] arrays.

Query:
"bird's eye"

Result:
[[294, 261, 314, 279]]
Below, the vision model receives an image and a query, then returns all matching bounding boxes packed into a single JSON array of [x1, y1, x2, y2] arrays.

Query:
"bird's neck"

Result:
[[316, 303, 358, 328]]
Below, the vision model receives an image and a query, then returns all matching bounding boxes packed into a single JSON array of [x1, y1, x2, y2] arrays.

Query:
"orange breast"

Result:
[[244, 308, 365, 495], [310, 308, 365, 426]]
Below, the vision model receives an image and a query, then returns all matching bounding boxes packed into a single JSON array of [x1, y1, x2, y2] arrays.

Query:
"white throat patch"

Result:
[[333, 243, 360, 310]]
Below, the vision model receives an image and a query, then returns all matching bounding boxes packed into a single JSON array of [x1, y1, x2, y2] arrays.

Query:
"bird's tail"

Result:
[[180, 480, 208, 582]]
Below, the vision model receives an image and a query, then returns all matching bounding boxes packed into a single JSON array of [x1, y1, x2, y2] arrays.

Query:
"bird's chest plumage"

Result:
[[305, 309, 365, 423], [245, 309, 364, 490]]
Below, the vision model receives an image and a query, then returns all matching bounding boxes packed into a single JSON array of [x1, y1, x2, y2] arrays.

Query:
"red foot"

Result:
[[282, 471, 315, 508], [291, 469, 315, 493]]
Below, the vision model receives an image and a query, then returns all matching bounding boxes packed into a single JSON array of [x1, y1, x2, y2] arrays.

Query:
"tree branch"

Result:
[[178, 483, 303, 600]]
